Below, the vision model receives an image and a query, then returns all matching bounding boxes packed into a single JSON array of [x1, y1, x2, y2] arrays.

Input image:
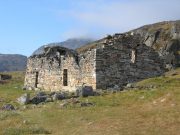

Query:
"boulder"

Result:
[[76, 86, 94, 97], [30, 96, 47, 105], [52, 93, 66, 101], [45, 97, 53, 102], [1, 104, 15, 111], [36, 91, 47, 97], [126, 83, 135, 88], [17, 93, 30, 105]]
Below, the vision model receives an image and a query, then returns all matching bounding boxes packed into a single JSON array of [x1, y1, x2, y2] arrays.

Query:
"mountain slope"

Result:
[[32, 38, 94, 56], [0, 54, 27, 72], [77, 20, 180, 68], [130, 20, 180, 67]]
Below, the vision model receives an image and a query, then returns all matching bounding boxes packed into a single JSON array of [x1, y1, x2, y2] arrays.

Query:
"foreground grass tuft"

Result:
[[3, 127, 51, 135], [0, 111, 19, 120]]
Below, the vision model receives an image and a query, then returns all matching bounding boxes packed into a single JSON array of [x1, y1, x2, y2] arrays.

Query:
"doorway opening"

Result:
[[63, 69, 68, 86], [131, 49, 136, 63], [35, 72, 39, 88]]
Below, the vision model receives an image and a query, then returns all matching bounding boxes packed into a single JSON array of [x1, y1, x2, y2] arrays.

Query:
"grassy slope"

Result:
[[0, 69, 180, 135]]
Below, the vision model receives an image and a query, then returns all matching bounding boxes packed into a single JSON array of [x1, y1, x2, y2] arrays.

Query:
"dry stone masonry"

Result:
[[25, 46, 96, 91], [24, 33, 166, 92]]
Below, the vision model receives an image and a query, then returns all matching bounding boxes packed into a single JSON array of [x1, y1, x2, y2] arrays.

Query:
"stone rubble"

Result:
[[1, 104, 15, 111]]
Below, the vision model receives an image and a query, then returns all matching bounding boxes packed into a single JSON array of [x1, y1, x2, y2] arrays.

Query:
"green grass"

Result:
[[3, 127, 51, 135], [0, 69, 180, 135], [0, 72, 32, 107]]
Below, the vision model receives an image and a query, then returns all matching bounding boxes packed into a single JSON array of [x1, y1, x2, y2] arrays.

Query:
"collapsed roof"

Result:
[[30, 46, 78, 58]]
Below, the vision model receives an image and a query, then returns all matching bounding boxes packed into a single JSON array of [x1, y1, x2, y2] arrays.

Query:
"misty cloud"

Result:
[[59, 0, 180, 38]]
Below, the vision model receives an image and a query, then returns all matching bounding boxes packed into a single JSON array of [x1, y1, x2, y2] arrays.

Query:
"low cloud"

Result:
[[59, 0, 180, 39]]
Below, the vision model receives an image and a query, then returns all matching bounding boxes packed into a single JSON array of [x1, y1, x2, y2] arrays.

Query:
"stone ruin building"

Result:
[[24, 34, 166, 91]]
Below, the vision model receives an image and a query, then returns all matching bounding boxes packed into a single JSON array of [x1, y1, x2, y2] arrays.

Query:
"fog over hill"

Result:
[[32, 38, 94, 56], [0, 38, 94, 72]]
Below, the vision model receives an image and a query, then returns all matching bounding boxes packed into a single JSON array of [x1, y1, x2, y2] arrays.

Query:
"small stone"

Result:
[[60, 101, 68, 108], [126, 83, 134, 88], [140, 96, 145, 99], [80, 102, 94, 107], [23, 120, 28, 124], [52, 93, 65, 101], [87, 122, 93, 125], [28, 87, 33, 91], [153, 101, 157, 105], [76, 86, 94, 97], [160, 98, 166, 103], [45, 97, 53, 102], [23, 106, 27, 109], [1, 104, 15, 111], [17, 93, 30, 105], [35, 88, 40, 91], [113, 85, 119, 89], [71, 98, 80, 104]]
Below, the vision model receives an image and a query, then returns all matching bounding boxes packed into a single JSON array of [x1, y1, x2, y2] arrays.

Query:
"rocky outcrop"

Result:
[[130, 20, 180, 68]]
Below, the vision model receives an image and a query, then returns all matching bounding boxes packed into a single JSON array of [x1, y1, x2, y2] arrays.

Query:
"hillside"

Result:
[[0, 54, 27, 72], [77, 20, 180, 68], [0, 69, 180, 134], [32, 38, 94, 56], [131, 20, 180, 66]]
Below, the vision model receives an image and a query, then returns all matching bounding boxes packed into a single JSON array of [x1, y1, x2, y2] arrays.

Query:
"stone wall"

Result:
[[24, 46, 96, 91], [95, 34, 165, 89]]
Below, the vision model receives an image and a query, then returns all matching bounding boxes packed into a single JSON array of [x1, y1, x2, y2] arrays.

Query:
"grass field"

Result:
[[0, 69, 180, 135]]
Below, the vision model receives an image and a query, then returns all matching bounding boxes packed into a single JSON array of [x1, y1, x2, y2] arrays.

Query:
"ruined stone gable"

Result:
[[95, 34, 165, 89], [25, 46, 96, 91], [24, 34, 165, 91]]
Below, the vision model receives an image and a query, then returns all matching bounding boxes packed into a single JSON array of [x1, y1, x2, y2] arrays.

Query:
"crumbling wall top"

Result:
[[30, 46, 78, 59]]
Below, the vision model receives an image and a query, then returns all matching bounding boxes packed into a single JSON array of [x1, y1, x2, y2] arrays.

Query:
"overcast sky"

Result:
[[0, 0, 180, 56]]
